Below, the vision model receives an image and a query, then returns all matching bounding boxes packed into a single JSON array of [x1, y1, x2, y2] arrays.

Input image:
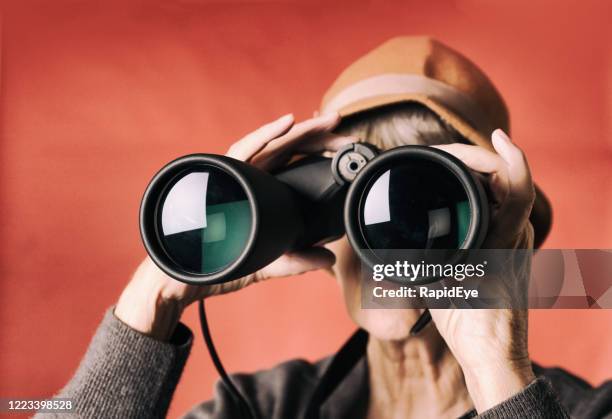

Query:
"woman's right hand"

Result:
[[115, 112, 355, 341]]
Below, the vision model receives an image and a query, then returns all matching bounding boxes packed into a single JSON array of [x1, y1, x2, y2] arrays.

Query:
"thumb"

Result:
[[201, 247, 336, 298], [257, 247, 336, 280], [491, 129, 535, 209]]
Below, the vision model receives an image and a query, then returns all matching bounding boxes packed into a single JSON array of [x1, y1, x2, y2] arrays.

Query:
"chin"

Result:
[[353, 308, 422, 341]]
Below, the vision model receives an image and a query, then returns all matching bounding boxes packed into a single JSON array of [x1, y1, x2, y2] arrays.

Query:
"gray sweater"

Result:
[[38, 309, 612, 418]]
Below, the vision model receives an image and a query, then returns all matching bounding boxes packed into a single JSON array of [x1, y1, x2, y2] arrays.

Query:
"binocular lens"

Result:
[[359, 160, 471, 250], [159, 166, 253, 275]]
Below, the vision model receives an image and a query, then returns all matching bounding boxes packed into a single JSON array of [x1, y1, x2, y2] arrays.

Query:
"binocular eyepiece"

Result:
[[140, 144, 488, 285]]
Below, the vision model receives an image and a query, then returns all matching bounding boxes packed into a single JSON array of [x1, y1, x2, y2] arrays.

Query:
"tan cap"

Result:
[[321, 36, 551, 248]]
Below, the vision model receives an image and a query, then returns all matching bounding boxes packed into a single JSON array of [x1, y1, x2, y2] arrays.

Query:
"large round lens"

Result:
[[359, 159, 471, 249], [158, 166, 252, 275]]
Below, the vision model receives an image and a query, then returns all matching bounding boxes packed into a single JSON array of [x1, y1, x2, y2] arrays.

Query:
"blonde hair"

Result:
[[335, 102, 467, 150]]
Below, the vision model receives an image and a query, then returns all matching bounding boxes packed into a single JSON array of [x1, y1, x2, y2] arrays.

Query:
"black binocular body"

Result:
[[140, 144, 489, 285]]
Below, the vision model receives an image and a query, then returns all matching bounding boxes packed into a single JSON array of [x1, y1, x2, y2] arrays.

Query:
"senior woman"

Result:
[[43, 37, 611, 418]]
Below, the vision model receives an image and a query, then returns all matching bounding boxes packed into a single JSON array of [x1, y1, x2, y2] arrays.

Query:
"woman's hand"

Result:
[[432, 129, 536, 249], [115, 112, 356, 341], [428, 129, 537, 413]]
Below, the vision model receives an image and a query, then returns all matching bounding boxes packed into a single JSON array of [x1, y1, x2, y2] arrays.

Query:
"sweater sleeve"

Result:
[[477, 377, 570, 419], [35, 307, 193, 419]]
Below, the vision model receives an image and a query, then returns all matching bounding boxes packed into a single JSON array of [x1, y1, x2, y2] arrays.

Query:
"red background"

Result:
[[1, 1, 611, 417]]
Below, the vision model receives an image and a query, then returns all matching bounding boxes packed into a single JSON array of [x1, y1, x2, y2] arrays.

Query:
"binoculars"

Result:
[[140, 143, 489, 285]]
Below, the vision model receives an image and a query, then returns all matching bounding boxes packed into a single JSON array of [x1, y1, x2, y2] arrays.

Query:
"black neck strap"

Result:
[[303, 328, 369, 419]]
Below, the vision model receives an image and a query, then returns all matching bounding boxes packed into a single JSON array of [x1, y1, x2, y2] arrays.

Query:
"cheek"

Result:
[[324, 237, 361, 314], [325, 236, 360, 281], [326, 237, 422, 340]]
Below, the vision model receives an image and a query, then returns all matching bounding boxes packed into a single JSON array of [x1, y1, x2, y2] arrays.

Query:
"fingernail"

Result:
[[493, 128, 512, 143], [319, 111, 340, 121], [316, 112, 341, 128], [277, 113, 294, 123]]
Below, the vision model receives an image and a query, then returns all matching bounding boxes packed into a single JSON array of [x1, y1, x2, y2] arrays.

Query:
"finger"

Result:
[[206, 247, 336, 297], [432, 143, 506, 174], [433, 142, 510, 208], [491, 129, 535, 206], [492, 129, 529, 178], [294, 133, 358, 153], [254, 133, 358, 171], [258, 112, 341, 156], [255, 247, 336, 281], [485, 130, 535, 247], [226, 113, 295, 161], [250, 112, 341, 169]]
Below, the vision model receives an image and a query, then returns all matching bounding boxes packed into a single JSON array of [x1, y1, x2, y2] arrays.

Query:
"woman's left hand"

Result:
[[428, 129, 537, 413]]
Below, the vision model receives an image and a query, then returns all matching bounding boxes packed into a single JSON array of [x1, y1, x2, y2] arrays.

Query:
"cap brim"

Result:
[[332, 94, 552, 248]]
